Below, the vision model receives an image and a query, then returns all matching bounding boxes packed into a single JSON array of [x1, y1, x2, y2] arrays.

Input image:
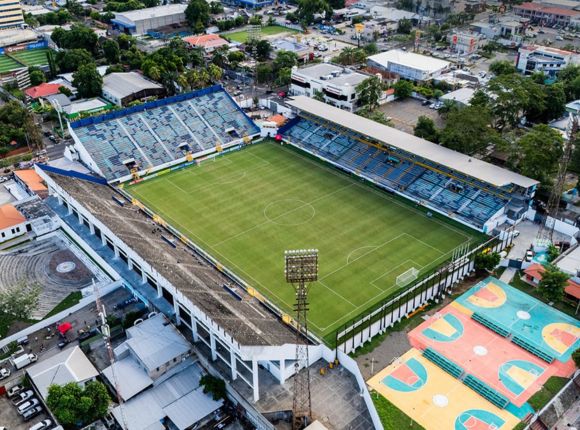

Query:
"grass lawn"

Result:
[[372, 392, 425, 430], [10, 48, 50, 66], [44, 291, 83, 319], [127, 142, 481, 340], [223, 25, 298, 43], [0, 55, 22, 73], [528, 376, 569, 410]]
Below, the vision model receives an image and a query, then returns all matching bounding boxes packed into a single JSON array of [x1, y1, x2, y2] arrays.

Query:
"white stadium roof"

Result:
[[287, 96, 538, 188]]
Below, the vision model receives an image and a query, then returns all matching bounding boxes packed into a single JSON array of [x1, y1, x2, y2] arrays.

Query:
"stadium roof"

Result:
[[102, 72, 163, 101], [114, 4, 187, 23], [42, 171, 297, 346], [287, 96, 538, 188], [368, 50, 450, 73]]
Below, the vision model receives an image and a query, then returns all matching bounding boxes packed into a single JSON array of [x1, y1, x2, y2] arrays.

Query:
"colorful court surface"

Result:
[[408, 307, 569, 406], [368, 349, 520, 430], [453, 277, 580, 362]]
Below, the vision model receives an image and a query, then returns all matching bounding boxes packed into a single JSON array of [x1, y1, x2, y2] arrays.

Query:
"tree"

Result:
[[0, 282, 41, 320], [256, 62, 273, 84], [28, 67, 45, 86], [207, 63, 222, 82], [486, 74, 531, 130], [273, 50, 298, 72], [55, 48, 94, 73], [356, 76, 383, 111], [200, 374, 226, 400], [185, 0, 210, 28], [414, 116, 439, 143], [313, 90, 325, 102], [559, 64, 580, 101], [357, 108, 392, 125], [393, 80, 414, 99], [51, 24, 99, 53], [73, 63, 103, 98], [118, 33, 135, 50], [573, 348, 580, 368], [102, 39, 120, 64], [474, 251, 501, 273], [364, 42, 378, 55], [295, 0, 331, 25], [252, 40, 272, 61], [398, 18, 412, 34], [47, 381, 110, 428], [209, 1, 223, 14], [547, 244, 560, 262], [439, 105, 495, 155], [538, 265, 568, 303], [489, 60, 517, 76], [142, 0, 158, 7], [517, 124, 563, 185]]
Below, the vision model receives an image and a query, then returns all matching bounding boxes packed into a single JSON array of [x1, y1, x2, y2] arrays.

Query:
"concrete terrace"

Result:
[[45, 172, 297, 347]]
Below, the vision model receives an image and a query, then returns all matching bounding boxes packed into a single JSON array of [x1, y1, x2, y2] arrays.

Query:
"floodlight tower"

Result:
[[535, 114, 578, 247], [285, 249, 318, 430]]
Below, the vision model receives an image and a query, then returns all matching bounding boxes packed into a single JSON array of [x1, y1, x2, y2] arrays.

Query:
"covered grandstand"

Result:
[[281, 96, 538, 233], [69, 85, 260, 182]]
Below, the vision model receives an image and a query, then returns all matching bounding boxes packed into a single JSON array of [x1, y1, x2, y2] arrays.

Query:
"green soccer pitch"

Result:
[[127, 142, 482, 339]]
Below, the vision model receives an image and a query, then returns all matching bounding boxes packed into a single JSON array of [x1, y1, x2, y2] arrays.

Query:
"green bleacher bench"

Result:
[[471, 312, 510, 337], [511, 335, 555, 363], [423, 347, 464, 379], [463, 374, 510, 409]]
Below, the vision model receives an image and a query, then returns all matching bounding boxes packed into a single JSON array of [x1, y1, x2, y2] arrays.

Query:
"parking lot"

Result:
[[379, 98, 445, 134], [0, 389, 50, 430]]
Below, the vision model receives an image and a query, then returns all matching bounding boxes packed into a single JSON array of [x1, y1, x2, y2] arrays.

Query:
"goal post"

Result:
[[396, 267, 419, 287]]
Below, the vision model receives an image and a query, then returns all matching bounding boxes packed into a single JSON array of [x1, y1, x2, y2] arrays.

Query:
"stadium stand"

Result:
[[69, 86, 259, 182], [280, 97, 538, 232]]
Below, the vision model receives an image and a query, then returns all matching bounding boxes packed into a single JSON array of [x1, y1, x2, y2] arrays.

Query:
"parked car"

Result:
[[7, 384, 24, 397], [18, 398, 40, 415], [525, 250, 534, 262], [12, 390, 34, 405], [22, 405, 43, 421], [29, 420, 52, 430], [0, 367, 10, 379]]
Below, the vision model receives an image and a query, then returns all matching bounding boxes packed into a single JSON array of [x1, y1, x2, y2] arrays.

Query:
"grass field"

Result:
[[0, 55, 22, 73], [127, 142, 481, 339], [10, 48, 50, 66], [224, 25, 298, 43]]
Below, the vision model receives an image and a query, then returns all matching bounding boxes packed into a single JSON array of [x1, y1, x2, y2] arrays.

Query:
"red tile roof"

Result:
[[565, 279, 580, 300], [524, 263, 580, 300], [0, 204, 26, 230], [14, 169, 48, 193], [25, 83, 63, 99], [183, 34, 229, 50], [515, 2, 580, 17]]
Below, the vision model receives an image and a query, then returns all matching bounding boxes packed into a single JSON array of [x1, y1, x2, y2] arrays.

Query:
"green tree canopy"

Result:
[[414, 116, 439, 143], [47, 381, 110, 428], [393, 80, 414, 99], [296, 0, 331, 24], [538, 265, 568, 303], [273, 50, 298, 71], [102, 39, 120, 64], [516, 124, 564, 185], [0, 281, 41, 320], [55, 48, 94, 73], [73, 63, 103, 98], [51, 24, 99, 53], [356, 76, 383, 111], [439, 105, 496, 155], [28, 66, 46, 86], [397, 18, 412, 34], [489, 60, 517, 76], [474, 251, 501, 273], [185, 0, 210, 28]]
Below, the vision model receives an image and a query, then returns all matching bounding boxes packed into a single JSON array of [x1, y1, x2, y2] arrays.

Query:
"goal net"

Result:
[[396, 267, 419, 287]]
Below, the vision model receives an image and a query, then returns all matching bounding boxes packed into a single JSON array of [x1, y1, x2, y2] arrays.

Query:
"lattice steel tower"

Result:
[[536, 114, 578, 245], [285, 249, 318, 430]]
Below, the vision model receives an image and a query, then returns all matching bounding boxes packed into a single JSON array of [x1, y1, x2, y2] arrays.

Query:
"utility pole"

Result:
[[285, 249, 318, 430]]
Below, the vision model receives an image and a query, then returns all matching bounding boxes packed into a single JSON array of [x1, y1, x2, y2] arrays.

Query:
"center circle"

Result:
[[473, 345, 488, 356], [263, 199, 315, 226], [517, 310, 531, 320], [432, 394, 449, 407], [56, 261, 76, 273]]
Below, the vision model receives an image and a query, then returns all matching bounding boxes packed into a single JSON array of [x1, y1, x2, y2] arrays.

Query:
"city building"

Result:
[[470, 15, 528, 40], [271, 38, 310, 60], [0, 0, 24, 29], [27, 346, 99, 399], [516, 45, 580, 77], [14, 169, 48, 199], [0, 203, 26, 243], [367, 50, 450, 82], [290, 63, 373, 112], [102, 72, 165, 106], [513, 2, 580, 27], [111, 4, 187, 36], [183, 34, 229, 53], [447, 31, 487, 54], [440, 87, 475, 106]]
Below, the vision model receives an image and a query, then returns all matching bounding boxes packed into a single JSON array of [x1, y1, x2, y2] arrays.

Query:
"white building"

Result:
[[290, 63, 373, 112], [447, 31, 487, 54], [367, 50, 450, 82], [516, 45, 580, 78], [111, 4, 187, 36], [0, 203, 27, 243]]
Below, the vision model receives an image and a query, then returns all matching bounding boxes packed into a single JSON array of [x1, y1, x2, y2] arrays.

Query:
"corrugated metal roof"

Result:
[[286, 96, 538, 188], [163, 387, 223, 430]]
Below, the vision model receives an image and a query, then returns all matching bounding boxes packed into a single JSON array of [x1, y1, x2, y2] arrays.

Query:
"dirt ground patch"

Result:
[[379, 98, 445, 134]]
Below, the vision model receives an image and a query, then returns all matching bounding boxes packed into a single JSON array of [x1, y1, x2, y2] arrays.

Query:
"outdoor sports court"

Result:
[[453, 277, 580, 363], [127, 142, 480, 339], [368, 348, 520, 430], [408, 306, 572, 407]]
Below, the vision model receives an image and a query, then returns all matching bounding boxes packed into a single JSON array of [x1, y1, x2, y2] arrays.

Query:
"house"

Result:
[[14, 169, 48, 199], [271, 38, 310, 60], [290, 63, 374, 112], [24, 82, 62, 99], [183, 34, 229, 53], [27, 346, 99, 399], [367, 50, 450, 82], [101, 72, 165, 106], [523, 263, 580, 311], [0, 203, 27, 243], [516, 45, 580, 78], [440, 87, 476, 106]]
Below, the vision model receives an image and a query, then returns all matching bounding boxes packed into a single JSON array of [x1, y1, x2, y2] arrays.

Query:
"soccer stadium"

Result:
[[43, 86, 541, 343]]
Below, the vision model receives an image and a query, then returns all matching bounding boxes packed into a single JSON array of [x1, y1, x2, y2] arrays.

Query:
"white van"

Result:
[[29, 419, 52, 430]]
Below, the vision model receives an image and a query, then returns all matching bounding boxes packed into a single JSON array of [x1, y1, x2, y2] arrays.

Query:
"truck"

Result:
[[13, 353, 37, 370]]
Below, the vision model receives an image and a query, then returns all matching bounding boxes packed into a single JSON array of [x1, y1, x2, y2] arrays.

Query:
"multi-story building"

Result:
[[516, 45, 580, 77], [290, 63, 373, 112], [513, 2, 580, 27], [0, 0, 24, 29], [447, 31, 487, 54], [367, 50, 450, 82]]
